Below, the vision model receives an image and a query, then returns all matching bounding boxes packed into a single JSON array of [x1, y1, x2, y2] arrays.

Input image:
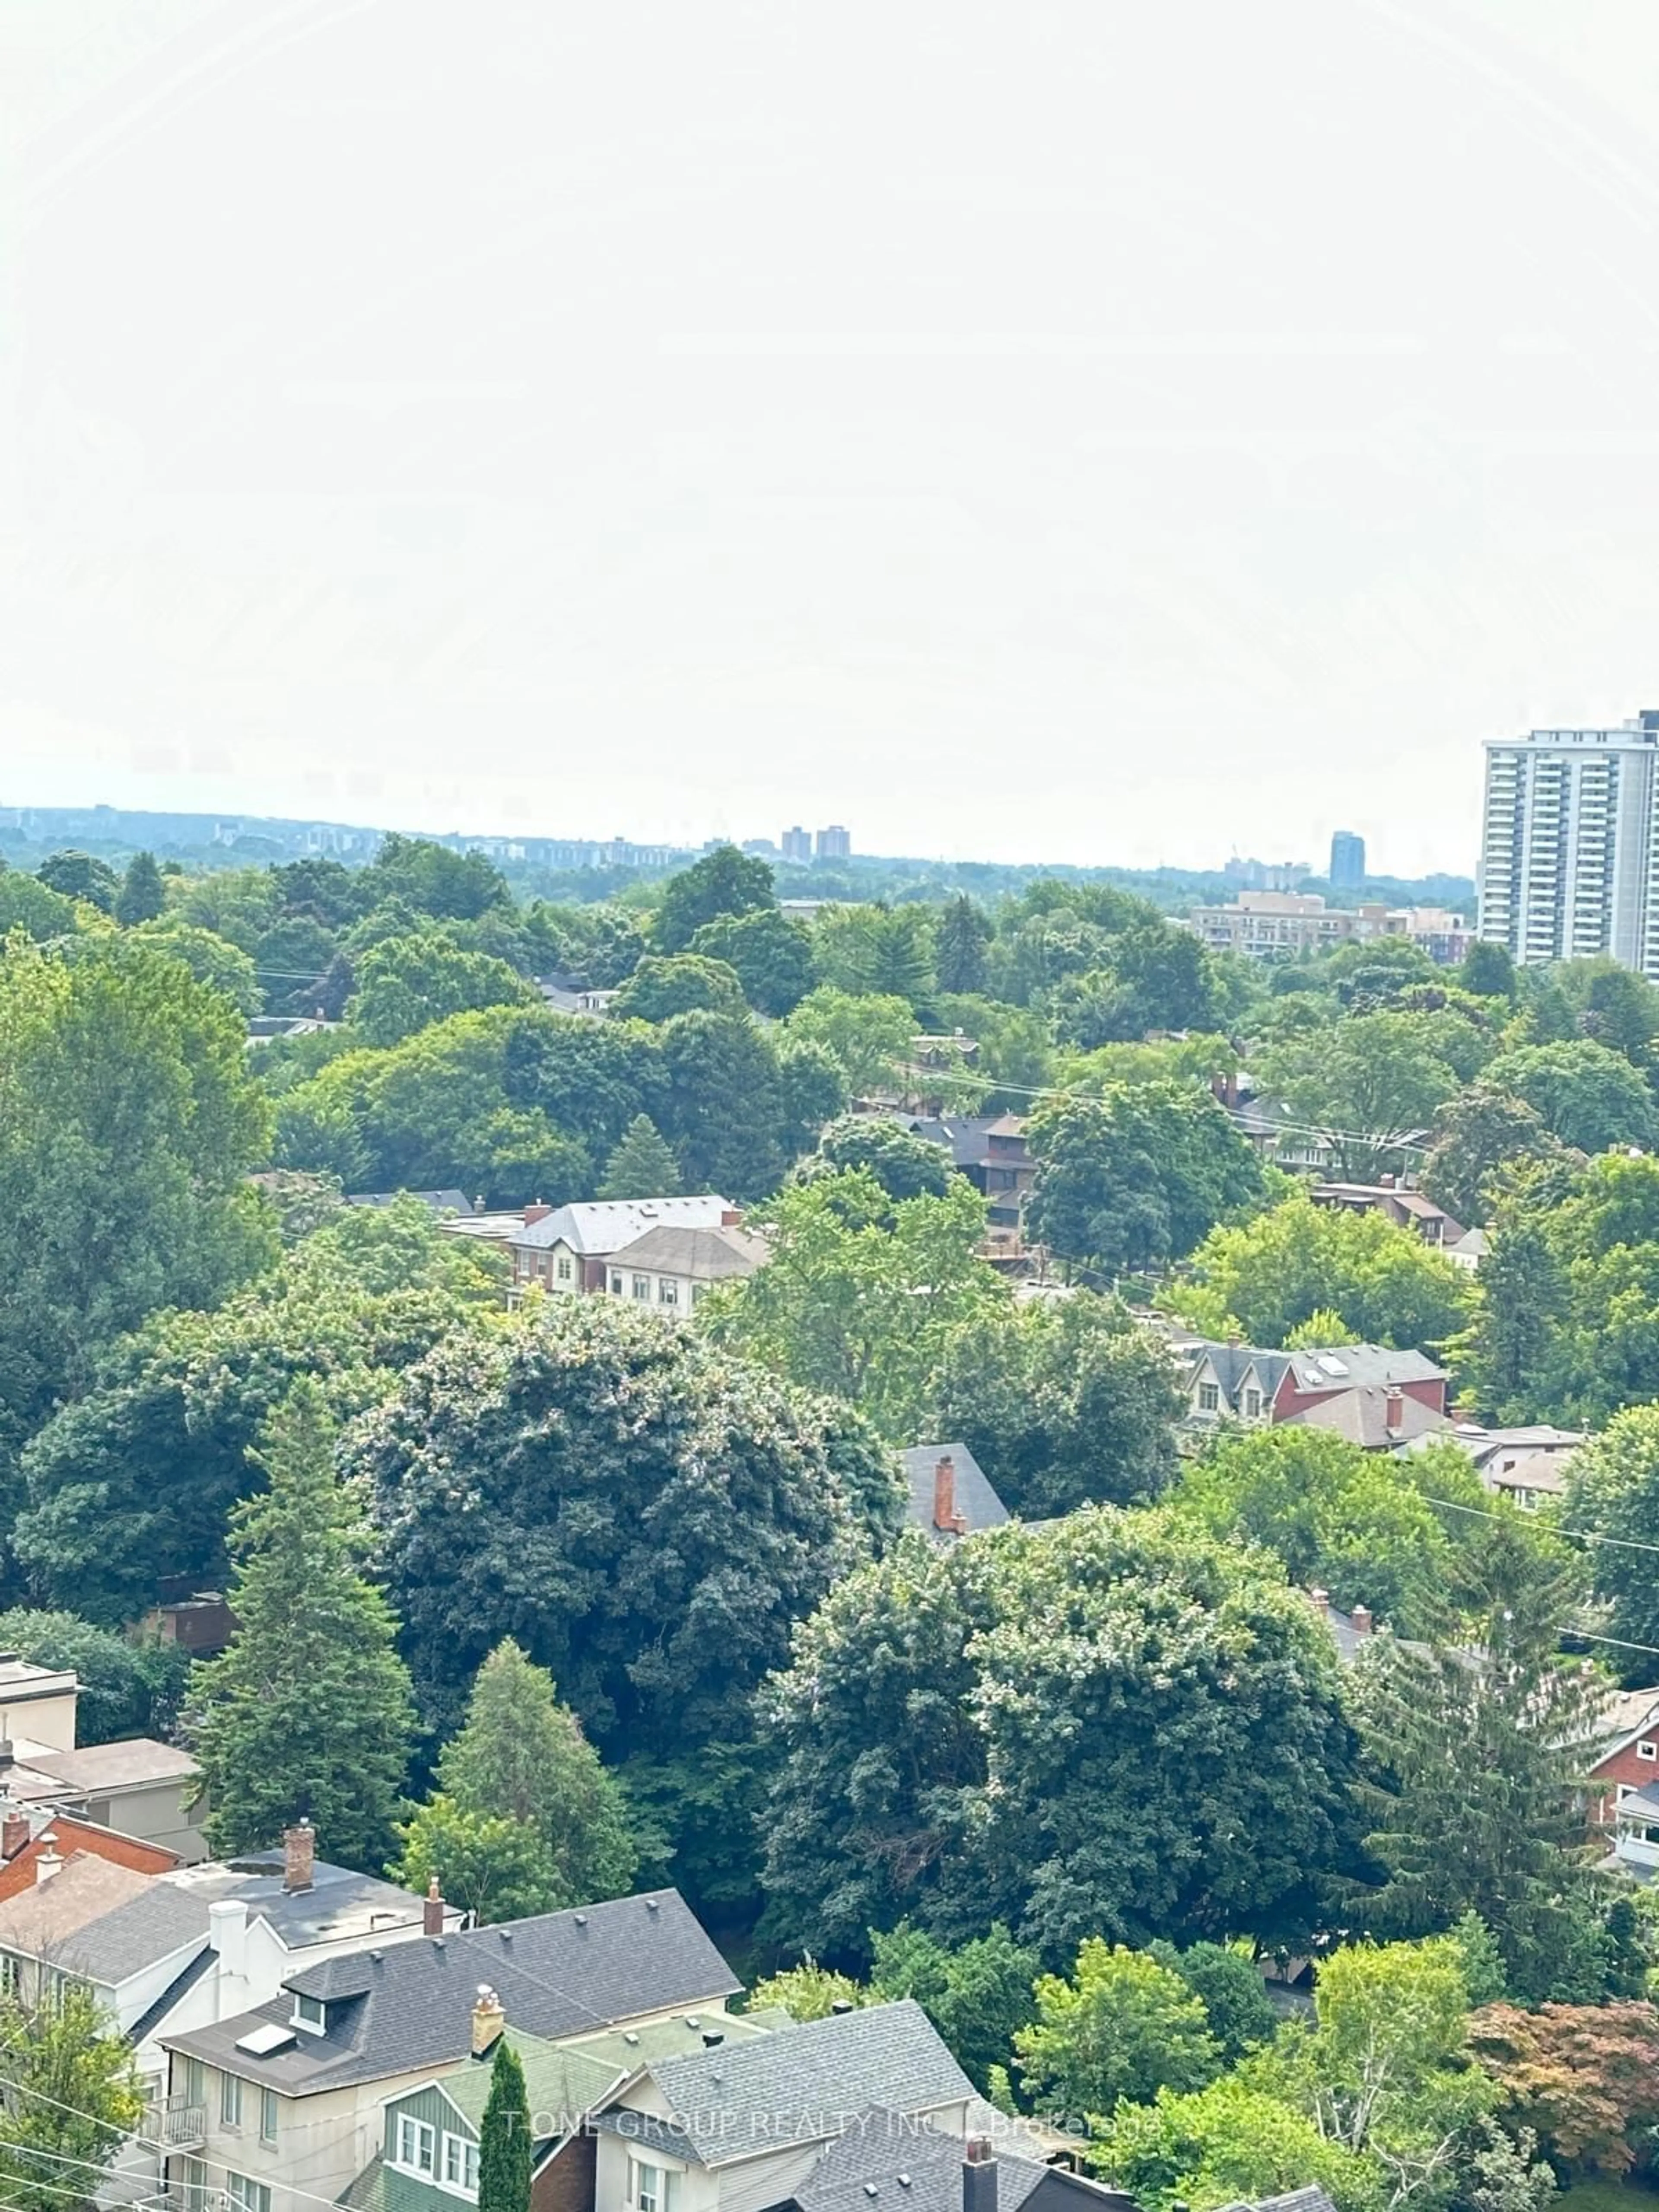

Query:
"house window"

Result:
[[220, 2072, 242, 2129], [442, 2133, 481, 2196], [0, 1954, 16, 1997], [610, 1272, 624, 1294], [260, 2089, 278, 2146], [181, 2058, 206, 2110], [397, 2117, 436, 2176], [292, 1993, 326, 2034], [180, 2158, 208, 2212], [1197, 1383, 1220, 1413], [1640, 1741, 1657, 1761], [1617, 1783, 1637, 1802], [658, 1280, 677, 1306], [556, 1257, 573, 1283], [1243, 1389, 1262, 1418], [632, 1275, 650, 1301], [227, 2173, 271, 2212], [629, 2158, 676, 2212]]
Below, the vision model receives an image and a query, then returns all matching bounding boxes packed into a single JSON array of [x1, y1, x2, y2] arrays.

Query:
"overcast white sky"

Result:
[[6, 0, 1659, 873]]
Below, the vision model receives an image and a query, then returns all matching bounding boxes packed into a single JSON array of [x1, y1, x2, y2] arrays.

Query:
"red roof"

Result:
[[0, 1815, 179, 1904]]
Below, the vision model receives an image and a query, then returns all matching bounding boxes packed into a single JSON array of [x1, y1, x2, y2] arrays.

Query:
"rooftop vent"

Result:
[[573, 1913, 588, 1927], [645, 1899, 660, 1914]]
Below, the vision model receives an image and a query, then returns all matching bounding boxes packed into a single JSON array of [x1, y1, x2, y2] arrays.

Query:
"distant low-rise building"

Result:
[[1189, 892, 1473, 966]]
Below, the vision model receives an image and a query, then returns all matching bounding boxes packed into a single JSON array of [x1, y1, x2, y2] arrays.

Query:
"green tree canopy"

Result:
[[803, 1115, 953, 1202], [868, 1921, 1039, 2092], [0, 933, 275, 1518], [0, 1981, 142, 2212], [1257, 1012, 1461, 1182], [360, 833, 511, 921], [1016, 1940, 1221, 2120], [1163, 1191, 1471, 1351], [37, 849, 119, 911], [761, 1508, 1362, 1962], [190, 1379, 416, 1867], [704, 1169, 1007, 1439], [925, 1292, 1183, 1516], [478, 2038, 532, 2212], [130, 918, 262, 1014], [610, 952, 748, 1023], [1027, 1081, 1265, 1280], [347, 930, 537, 1046], [1563, 1405, 1659, 1663], [654, 845, 775, 953], [1145, 1940, 1279, 2063], [934, 896, 992, 996], [1419, 1084, 1558, 1228], [785, 986, 917, 1100], [355, 1292, 902, 1770], [689, 908, 817, 1015], [114, 850, 167, 925], [17, 1198, 500, 1622], [1483, 1038, 1659, 1154]]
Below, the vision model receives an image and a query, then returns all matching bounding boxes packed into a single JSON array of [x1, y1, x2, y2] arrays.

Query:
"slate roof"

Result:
[[606, 1226, 768, 1282], [628, 2000, 972, 2167], [899, 1444, 1010, 1541], [512, 1197, 733, 1255], [1179, 1341, 1292, 1408], [161, 1890, 739, 2095]]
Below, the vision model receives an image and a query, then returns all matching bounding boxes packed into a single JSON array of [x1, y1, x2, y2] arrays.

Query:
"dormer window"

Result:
[[292, 1993, 326, 2034]]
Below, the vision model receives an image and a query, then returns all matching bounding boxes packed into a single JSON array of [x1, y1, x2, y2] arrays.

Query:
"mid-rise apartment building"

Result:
[[1478, 712, 1659, 976]]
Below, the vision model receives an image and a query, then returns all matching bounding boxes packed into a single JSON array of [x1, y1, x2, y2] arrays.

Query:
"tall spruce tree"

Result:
[[190, 1379, 415, 1869], [421, 1639, 637, 1906], [934, 895, 991, 996], [598, 1114, 682, 1199], [478, 2040, 532, 2212]]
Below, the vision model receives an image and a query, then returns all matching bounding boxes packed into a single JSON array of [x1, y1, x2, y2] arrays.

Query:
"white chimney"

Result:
[[209, 1899, 250, 2005], [35, 1847, 62, 1886]]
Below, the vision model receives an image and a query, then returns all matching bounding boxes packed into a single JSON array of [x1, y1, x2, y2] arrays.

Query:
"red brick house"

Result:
[[1584, 1687, 1659, 1831]]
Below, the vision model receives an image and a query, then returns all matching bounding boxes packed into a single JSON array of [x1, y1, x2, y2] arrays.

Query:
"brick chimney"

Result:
[[521, 1204, 553, 1227], [1384, 1389, 1405, 1433], [283, 1821, 315, 1894], [472, 1986, 505, 2057], [963, 2138, 998, 2212], [1309, 1585, 1331, 1618], [721, 1208, 742, 1227], [1351, 1605, 1373, 1637], [933, 1455, 967, 1535], [0, 1811, 29, 1862], [423, 1875, 446, 1937]]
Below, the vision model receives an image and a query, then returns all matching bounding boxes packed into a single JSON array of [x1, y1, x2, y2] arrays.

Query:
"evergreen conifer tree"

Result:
[[478, 2040, 532, 2212], [190, 1378, 415, 1868], [598, 1114, 682, 1199]]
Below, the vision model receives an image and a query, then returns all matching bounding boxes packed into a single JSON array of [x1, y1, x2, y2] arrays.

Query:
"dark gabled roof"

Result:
[[128, 1944, 217, 2046], [1178, 1341, 1290, 1407], [161, 1890, 738, 2096], [899, 1444, 1010, 1541], [635, 2001, 972, 2168]]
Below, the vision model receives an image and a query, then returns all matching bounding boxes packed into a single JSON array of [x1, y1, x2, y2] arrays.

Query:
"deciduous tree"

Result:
[[1015, 1940, 1221, 2119]]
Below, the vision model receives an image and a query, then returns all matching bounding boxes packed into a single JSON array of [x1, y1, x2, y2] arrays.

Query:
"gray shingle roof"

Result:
[[605, 1226, 767, 1282], [161, 1889, 739, 2095], [637, 2001, 972, 2167], [1215, 2191, 1337, 2212], [1286, 1388, 1449, 1449], [789, 2114, 1050, 2212], [899, 1445, 1009, 1542]]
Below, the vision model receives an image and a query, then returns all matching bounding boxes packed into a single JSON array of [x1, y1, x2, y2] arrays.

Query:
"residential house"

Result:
[[1308, 1182, 1490, 1272], [0, 1650, 206, 1861], [537, 977, 620, 1019], [1169, 1337, 1450, 1447], [508, 1198, 737, 1299], [899, 1445, 1011, 1544], [0, 1811, 178, 1903], [346, 1192, 475, 1218], [1610, 1783, 1659, 1877], [1584, 1687, 1659, 1839], [159, 1889, 741, 2212], [773, 2122, 1128, 2212], [591, 2000, 978, 2212], [1303, 1587, 1383, 1666], [1441, 1424, 1583, 1510], [600, 1225, 768, 1315], [889, 1115, 1036, 1247], [0, 1824, 459, 2196], [351, 1997, 782, 2212]]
